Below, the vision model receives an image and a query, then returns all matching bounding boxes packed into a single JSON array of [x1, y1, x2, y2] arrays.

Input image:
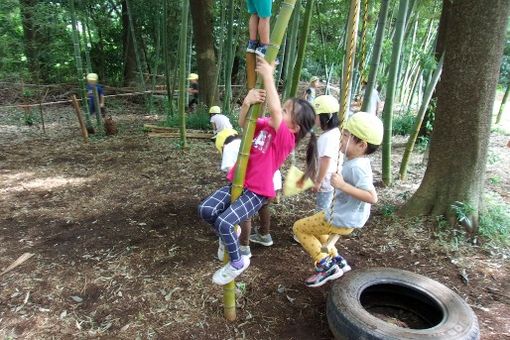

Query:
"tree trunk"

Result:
[[121, 0, 136, 86], [20, 0, 40, 83], [190, 0, 217, 107], [178, 0, 189, 148], [403, 0, 510, 232]]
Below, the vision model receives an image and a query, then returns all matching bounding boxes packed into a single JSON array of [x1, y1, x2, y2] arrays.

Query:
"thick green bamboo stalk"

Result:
[[223, 0, 235, 113], [339, 0, 360, 123], [289, 0, 314, 97], [381, 0, 409, 186], [400, 54, 443, 180], [125, 0, 146, 91], [69, 0, 93, 130], [149, 8, 162, 115], [213, 0, 227, 101], [226, 0, 297, 321], [282, 0, 300, 99], [177, 0, 189, 147], [361, 0, 389, 113], [496, 83, 510, 124]]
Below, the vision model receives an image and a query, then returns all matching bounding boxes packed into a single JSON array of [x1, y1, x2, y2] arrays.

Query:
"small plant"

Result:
[[488, 176, 501, 185], [450, 201, 475, 229], [487, 151, 500, 165], [381, 204, 397, 217], [392, 110, 415, 136], [479, 194, 510, 247]]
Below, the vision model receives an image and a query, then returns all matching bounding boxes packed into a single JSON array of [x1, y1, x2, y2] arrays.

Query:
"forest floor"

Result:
[[0, 97, 509, 339]]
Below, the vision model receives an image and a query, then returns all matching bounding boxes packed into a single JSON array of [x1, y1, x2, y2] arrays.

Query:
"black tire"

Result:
[[327, 267, 479, 340]]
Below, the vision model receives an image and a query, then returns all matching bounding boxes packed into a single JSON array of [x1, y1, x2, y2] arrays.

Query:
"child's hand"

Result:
[[331, 173, 346, 190], [255, 57, 275, 80], [312, 181, 321, 192], [243, 89, 266, 106]]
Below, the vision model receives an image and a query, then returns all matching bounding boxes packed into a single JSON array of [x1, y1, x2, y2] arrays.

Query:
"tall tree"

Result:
[[190, 0, 217, 107], [403, 0, 510, 231], [121, 0, 136, 86], [20, 0, 40, 82]]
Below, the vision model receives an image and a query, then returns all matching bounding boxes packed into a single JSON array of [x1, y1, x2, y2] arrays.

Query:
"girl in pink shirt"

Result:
[[198, 57, 319, 285]]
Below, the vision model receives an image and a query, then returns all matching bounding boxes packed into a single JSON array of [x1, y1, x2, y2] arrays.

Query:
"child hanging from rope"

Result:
[[213, 128, 282, 259], [293, 111, 383, 288], [198, 57, 318, 285], [312, 95, 341, 212], [246, 0, 272, 57]]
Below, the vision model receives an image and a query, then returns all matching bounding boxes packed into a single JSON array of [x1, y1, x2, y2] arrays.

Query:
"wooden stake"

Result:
[[71, 95, 89, 143]]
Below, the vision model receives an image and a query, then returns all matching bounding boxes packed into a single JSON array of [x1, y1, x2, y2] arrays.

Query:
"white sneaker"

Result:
[[212, 256, 251, 285], [217, 238, 225, 261]]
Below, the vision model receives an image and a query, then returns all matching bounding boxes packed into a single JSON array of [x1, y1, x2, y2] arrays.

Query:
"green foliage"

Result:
[[479, 194, 510, 247], [380, 204, 397, 217], [392, 110, 415, 136], [164, 105, 211, 130], [488, 176, 501, 185], [450, 201, 475, 226], [487, 150, 500, 165]]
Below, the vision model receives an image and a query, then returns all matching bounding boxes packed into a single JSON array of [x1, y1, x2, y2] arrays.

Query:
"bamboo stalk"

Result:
[[71, 94, 89, 143], [177, 0, 189, 148]]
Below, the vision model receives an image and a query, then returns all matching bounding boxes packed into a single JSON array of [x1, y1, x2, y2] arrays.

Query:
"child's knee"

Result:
[[293, 220, 303, 234], [215, 216, 233, 235], [198, 202, 214, 221]]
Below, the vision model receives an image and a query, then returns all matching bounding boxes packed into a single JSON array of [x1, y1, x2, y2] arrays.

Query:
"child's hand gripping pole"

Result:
[[321, 234, 340, 254]]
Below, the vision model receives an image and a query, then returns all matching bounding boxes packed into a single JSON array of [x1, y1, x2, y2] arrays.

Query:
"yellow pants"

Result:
[[293, 211, 353, 265]]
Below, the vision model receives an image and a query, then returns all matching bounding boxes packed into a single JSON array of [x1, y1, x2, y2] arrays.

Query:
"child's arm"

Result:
[[331, 173, 378, 204], [255, 57, 282, 130], [314, 156, 331, 191], [239, 89, 266, 128]]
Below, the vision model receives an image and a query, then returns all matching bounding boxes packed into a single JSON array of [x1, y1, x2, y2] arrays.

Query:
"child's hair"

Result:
[[349, 134, 380, 155], [318, 112, 339, 131], [224, 134, 240, 146], [289, 98, 319, 181]]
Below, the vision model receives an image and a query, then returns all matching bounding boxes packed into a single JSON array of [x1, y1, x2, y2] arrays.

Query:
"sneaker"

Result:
[[305, 264, 343, 288], [246, 40, 258, 53], [212, 256, 251, 285], [240, 245, 252, 258], [332, 255, 351, 273], [217, 238, 225, 261], [292, 233, 300, 243], [255, 43, 268, 58], [249, 233, 273, 246]]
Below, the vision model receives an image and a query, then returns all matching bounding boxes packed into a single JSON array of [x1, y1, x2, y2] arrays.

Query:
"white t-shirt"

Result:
[[317, 127, 340, 192], [221, 138, 282, 190], [364, 89, 381, 116], [210, 114, 233, 134]]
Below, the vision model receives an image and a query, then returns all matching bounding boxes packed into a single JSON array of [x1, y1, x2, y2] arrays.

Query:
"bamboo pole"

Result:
[[225, 0, 297, 321], [71, 95, 89, 143], [177, 0, 189, 148], [224, 0, 235, 111], [496, 83, 510, 124], [399, 54, 443, 180]]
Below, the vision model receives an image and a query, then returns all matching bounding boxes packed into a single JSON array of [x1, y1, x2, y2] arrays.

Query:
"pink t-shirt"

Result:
[[227, 118, 295, 198]]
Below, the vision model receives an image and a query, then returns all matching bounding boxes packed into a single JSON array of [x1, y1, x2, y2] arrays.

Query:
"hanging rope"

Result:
[[359, 0, 370, 84]]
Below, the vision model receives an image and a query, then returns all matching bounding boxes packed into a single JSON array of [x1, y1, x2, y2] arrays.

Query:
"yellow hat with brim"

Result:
[[283, 165, 314, 197], [313, 95, 339, 115], [344, 111, 384, 145], [86, 73, 98, 81], [188, 73, 199, 80], [209, 106, 221, 114], [214, 128, 238, 154]]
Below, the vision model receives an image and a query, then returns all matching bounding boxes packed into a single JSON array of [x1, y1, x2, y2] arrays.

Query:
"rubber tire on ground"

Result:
[[327, 267, 479, 340]]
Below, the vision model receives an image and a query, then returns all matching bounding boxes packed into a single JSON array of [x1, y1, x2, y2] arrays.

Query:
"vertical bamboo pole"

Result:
[[177, 0, 189, 148], [225, 0, 297, 321], [339, 0, 361, 124], [125, 0, 147, 91]]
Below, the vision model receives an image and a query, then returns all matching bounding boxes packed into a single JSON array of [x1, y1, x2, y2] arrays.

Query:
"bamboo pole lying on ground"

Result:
[[71, 95, 89, 143]]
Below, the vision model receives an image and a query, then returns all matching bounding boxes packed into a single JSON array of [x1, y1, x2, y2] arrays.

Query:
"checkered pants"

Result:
[[198, 185, 266, 262]]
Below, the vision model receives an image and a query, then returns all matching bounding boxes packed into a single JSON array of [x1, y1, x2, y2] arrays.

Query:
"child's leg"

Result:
[[248, 14, 259, 41], [197, 185, 231, 226], [239, 219, 252, 246], [293, 211, 332, 264], [316, 190, 334, 212], [258, 17, 270, 45], [257, 200, 271, 235], [215, 189, 266, 263]]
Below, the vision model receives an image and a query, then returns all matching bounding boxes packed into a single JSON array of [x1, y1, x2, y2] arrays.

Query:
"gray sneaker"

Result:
[[240, 245, 252, 258], [250, 233, 273, 246]]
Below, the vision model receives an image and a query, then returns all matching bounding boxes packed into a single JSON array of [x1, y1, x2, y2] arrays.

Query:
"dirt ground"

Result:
[[0, 99, 509, 339]]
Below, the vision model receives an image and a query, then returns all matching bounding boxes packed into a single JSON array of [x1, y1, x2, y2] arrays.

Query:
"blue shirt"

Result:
[[86, 84, 104, 113]]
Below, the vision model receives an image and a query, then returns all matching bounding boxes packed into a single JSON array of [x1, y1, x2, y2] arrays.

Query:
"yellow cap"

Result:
[[310, 76, 319, 83], [188, 73, 199, 80], [86, 73, 98, 81], [313, 95, 339, 115], [215, 128, 238, 153], [209, 106, 221, 114], [344, 111, 384, 145]]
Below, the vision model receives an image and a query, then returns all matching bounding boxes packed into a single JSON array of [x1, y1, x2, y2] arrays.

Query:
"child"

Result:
[[312, 95, 341, 212], [304, 76, 320, 103], [198, 57, 318, 285], [187, 73, 199, 111], [360, 80, 382, 116], [214, 128, 282, 259], [293, 111, 383, 288], [246, 0, 272, 57], [209, 106, 233, 135], [86, 73, 105, 116]]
